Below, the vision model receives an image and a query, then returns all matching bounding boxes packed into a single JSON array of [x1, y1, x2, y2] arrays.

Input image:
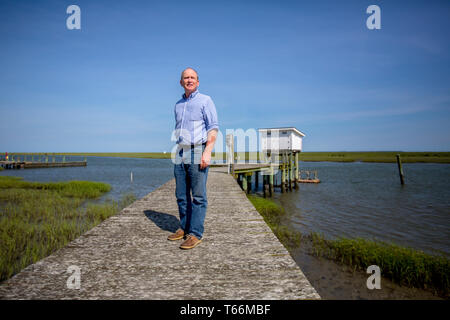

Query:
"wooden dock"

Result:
[[0, 167, 320, 300], [221, 162, 320, 197], [0, 161, 87, 169]]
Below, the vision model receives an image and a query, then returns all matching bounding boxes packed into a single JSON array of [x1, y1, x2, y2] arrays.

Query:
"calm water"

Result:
[[0, 156, 174, 201], [270, 162, 450, 257], [2, 157, 449, 257]]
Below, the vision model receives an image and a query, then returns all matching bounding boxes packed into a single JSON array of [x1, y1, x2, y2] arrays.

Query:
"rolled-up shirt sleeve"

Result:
[[203, 97, 219, 133]]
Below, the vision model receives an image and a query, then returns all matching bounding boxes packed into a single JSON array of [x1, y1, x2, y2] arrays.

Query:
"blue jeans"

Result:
[[174, 144, 209, 239]]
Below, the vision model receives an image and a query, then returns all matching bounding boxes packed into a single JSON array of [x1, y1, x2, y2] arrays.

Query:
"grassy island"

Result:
[[0, 176, 136, 282]]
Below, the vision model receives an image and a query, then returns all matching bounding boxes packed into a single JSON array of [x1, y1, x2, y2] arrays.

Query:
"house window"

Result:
[[281, 131, 287, 135], [267, 131, 271, 136]]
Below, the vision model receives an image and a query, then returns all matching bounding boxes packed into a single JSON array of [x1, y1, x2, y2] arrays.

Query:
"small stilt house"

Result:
[[258, 127, 305, 153]]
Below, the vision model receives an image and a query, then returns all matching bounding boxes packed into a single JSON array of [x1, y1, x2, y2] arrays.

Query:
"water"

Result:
[[2, 157, 449, 257], [0, 156, 174, 201], [269, 162, 450, 257]]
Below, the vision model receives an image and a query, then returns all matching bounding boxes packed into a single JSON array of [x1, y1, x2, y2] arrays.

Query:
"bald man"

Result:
[[169, 68, 219, 249]]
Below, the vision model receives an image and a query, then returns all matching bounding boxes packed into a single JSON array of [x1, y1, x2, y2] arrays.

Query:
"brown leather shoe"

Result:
[[180, 234, 202, 249], [167, 228, 185, 241]]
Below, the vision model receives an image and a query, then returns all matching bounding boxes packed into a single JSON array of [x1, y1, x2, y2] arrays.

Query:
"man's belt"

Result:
[[179, 142, 207, 149], [190, 142, 207, 149]]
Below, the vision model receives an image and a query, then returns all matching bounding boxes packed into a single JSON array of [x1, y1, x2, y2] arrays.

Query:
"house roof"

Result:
[[258, 127, 306, 137]]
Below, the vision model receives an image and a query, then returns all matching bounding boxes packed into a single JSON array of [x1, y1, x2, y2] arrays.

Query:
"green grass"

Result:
[[297, 152, 450, 163], [310, 233, 449, 297], [247, 194, 302, 249], [8, 151, 450, 163], [0, 176, 111, 198], [8, 152, 172, 159], [0, 176, 136, 282], [247, 193, 450, 298]]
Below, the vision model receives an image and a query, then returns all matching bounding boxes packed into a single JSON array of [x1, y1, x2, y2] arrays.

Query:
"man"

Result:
[[169, 67, 219, 250]]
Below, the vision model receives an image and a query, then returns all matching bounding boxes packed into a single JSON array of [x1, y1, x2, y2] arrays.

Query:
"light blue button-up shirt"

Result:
[[174, 89, 219, 145]]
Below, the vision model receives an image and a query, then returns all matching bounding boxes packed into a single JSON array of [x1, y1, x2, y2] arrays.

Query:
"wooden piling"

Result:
[[269, 165, 274, 196], [396, 154, 405, 185], [288, 152, 293, 191], [294, 152, 299, 189], [263, 174, 268, 198], [285, 152, 290, 191], [242, 174, 248, 193], [281, 154, 286, 193]]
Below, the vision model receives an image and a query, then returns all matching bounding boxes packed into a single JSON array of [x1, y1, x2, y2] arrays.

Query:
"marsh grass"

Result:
[[310, 233, 449, 297], [247, 193, 450, 298], [297, 152, 450, 163], [0, 176, 136, 282], [247, 195, 302, 249]]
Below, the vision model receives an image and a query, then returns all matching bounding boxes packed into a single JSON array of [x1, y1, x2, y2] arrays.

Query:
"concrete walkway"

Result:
[[0, 167, 320, 299]]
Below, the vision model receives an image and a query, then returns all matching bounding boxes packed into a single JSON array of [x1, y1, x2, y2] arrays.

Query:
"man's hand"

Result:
[[200, 129, 218, 169], [200, 150, 211, 169]]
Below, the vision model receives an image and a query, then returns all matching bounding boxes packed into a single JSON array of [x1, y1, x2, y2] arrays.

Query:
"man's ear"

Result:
[[180, 80, 183, 87]]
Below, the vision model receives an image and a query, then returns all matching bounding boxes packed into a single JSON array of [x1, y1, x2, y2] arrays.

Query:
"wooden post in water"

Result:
[[294, 152, 299, 189], [242, 174, 248, 193], [254, 171, 259, 191], [396, 154, 405, 185], [286, 152, 289, 191], [247, 173, 252, 194], [281, 153, 286, 193], [269, 165, 274, 196], [263, 174, 268, 198], [288, 152, 293, 191], [286, 152, 290, 191]]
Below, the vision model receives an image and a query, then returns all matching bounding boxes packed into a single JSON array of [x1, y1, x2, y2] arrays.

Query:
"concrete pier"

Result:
[[0, 167, 319, 300]]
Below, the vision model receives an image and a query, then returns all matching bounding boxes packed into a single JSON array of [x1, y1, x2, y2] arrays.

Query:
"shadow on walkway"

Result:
[[144, 210, 179, 233]]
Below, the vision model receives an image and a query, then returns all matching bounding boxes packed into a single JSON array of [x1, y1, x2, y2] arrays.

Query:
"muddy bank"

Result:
[[291, 238, 443, 300]]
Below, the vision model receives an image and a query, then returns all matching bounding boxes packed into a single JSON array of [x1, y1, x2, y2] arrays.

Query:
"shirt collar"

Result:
[[182, 88, 199, 100]]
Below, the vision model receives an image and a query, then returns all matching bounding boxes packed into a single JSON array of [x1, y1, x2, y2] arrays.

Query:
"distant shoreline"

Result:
[[6, 152, 450, 164]]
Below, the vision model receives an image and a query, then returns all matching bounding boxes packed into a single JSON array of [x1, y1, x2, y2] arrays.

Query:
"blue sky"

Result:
[[1, 0, 449, 152]]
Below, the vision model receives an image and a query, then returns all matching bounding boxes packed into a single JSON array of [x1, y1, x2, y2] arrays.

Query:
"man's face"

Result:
[[180, 69, 199, 93]]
